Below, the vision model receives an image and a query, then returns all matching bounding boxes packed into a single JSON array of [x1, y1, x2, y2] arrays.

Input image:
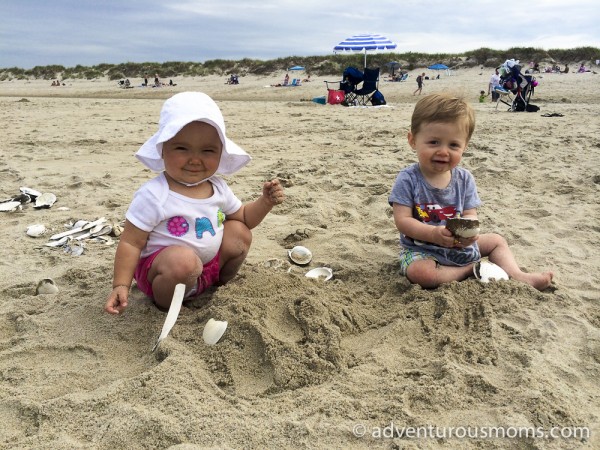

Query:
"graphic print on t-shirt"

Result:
[[415, 203, 458, 223]]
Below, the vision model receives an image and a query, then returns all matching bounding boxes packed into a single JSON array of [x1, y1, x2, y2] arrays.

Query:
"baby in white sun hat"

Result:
[[105, 92, 284, 314]]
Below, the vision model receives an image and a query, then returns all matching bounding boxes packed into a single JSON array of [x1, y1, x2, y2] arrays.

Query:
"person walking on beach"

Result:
[[388, 93, 553, 291], [413, 72, 425, 95], [104, 92, 285, 314]]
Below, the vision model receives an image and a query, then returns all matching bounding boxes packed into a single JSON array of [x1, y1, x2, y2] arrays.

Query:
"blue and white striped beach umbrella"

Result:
[[334, 33, 397, 67]]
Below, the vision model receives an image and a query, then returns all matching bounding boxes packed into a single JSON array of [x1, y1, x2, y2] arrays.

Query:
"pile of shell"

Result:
[[0, 187, 58, 212], [43, 217, 123, 255]]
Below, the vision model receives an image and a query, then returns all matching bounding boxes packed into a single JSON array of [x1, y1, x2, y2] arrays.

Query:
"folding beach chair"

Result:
[[353, 68, 380, 106], [324, 67, 363, 105]]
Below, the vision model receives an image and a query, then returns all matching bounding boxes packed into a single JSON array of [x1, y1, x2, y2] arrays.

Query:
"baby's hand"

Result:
[[105, 286, 129, 315], [433, 226, 456, 248], [262, 179, 285, 206]]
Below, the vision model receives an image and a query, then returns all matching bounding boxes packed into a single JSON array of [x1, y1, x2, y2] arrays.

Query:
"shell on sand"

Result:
[[474, 262, 509, 283], [0, 201, 21, 212], [203, 318, 228, 345], [26, 224, 46, 237], [305, 267, 333, 281], [288, 246, 313, 265], [34, 192, 57, 209], [36, 278, 59, 295]]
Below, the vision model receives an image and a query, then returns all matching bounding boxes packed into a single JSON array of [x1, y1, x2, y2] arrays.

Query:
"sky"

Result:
[[2, 0, 599, 69]]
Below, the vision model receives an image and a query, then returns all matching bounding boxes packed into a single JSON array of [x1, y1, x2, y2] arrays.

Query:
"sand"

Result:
[[1, 68, 599, 449]]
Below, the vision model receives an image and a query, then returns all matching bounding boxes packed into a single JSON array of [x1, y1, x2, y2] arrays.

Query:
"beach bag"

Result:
[[371, 90, 386, 106], [327, 89, 345, 105], [526, 103, 540, 112]]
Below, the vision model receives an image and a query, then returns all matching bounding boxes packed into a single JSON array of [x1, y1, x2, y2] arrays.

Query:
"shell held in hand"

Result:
[[445, 217, 480, 238], [288, 246, 313, 265]]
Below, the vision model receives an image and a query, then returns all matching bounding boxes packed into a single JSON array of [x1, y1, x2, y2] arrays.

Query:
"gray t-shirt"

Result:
[[389, 163, 482, 266]]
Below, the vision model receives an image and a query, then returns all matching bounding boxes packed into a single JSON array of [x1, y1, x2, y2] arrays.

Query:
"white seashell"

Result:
[[50, 217, 106, 240], [305, 267, 333, 281], [26, 224, 46, 237], [64, 242, 85, 256], [474, 262, 509, 283], [55, 206, 71, 211], [33, 192, 57, 209], [203, 318, 228, 345], [0, 201, 22, 212], [36, 278, 59, 295], [288, 246, 313, 265], [90, 224, 112, 237], [45, 236, 70, 247], [20, 187, 42, 199], [152, 284, 186, 352]]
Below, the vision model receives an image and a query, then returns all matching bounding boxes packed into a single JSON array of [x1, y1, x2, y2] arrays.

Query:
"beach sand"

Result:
[[1, 68, 599, 449]]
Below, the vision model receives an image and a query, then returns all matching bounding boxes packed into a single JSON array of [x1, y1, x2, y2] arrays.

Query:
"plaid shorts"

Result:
[[399, 248, 437, 275]]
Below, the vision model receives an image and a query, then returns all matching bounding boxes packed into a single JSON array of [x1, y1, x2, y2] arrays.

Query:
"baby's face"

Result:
[[162, 121, 222, 185], [408, 120, 469, 179]]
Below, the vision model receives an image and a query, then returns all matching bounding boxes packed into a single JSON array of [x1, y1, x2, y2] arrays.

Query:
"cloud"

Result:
[[2, 0, 599, 68]]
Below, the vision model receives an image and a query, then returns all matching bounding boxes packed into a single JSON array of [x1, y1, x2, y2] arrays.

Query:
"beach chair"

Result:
[[324, 67, 363, 105], [353, 67, 380, 106]]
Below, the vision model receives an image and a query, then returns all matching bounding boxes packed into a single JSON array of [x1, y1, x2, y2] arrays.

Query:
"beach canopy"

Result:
[[428, 63, 449, 70], [334, 33, 397, 67], [289, 66, 305, 71]]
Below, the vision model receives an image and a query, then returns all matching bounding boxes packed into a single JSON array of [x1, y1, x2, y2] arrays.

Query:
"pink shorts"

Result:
[[134, 248, 221, 299]]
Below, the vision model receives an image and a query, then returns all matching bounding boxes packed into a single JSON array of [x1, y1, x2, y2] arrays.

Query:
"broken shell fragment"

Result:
[[202, 318, 228, 345], [26, 224, 46, 237], [33, 192, 57, 209], [305, 267, 333, 281], [445, 217, 480, 238], [20, 187, 42, 200], [36, 278, 59, 295], [288, 246, 313, 265], [12, 193, 32, 204]]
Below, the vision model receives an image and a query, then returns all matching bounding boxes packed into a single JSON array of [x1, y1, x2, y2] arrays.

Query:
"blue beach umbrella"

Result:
[[334, 33, 397, 68], [288, 65, 305, 71]]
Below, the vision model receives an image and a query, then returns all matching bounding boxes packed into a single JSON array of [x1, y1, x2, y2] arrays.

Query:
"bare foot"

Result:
[[513, 271, 554, 291]]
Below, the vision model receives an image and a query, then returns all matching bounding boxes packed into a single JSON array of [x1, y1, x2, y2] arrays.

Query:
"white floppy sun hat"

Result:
[[135, 91, 251, 175]]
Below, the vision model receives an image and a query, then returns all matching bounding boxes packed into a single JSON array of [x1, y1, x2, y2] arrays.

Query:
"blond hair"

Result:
[[411, 93, 476, 142]]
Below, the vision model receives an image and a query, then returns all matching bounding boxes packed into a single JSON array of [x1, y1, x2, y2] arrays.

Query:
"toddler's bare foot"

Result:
[[514, 271, 554, 291]]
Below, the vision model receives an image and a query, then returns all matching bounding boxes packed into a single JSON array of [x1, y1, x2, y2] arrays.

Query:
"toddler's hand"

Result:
[[433, 226, 458, 248], [262, 179, 285, 206], [105, 286, 129, 315]]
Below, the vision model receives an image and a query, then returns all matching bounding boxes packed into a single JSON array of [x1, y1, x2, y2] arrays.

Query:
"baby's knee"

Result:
[[223, 220, 252, 252], [406, 262, 439, 288], [166, 247, 202, 278]]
